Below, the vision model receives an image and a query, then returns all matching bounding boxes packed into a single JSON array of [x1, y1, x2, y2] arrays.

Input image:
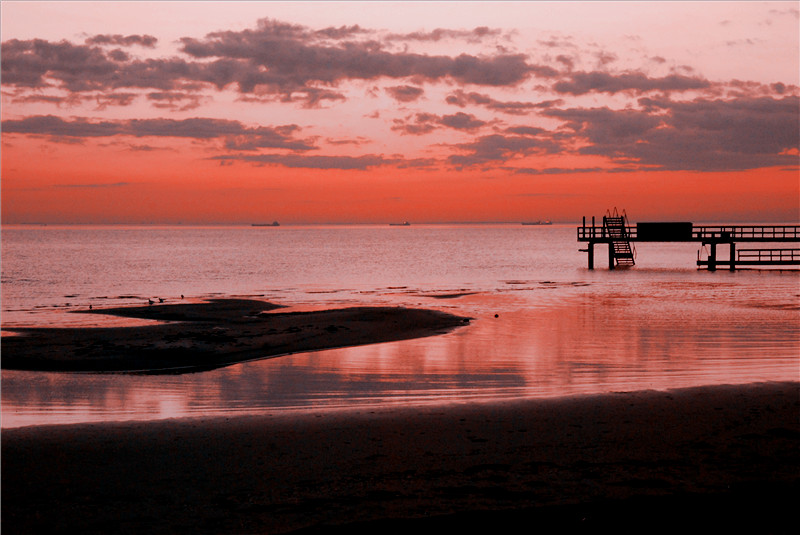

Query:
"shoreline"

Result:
[[3, 381, 798, 533], [1, 298, 470, 373]]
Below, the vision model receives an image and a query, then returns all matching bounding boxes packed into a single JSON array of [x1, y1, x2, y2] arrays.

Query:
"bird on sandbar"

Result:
[[148, 299, 154, 305]]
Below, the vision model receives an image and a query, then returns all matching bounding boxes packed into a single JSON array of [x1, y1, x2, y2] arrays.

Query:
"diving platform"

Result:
[[577, 211, 800, 270]]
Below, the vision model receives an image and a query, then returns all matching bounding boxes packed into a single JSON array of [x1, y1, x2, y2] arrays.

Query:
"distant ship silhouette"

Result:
[[521, 220, 552, 225], [389, 221, 411, 226], [252, 221, 280, 227]]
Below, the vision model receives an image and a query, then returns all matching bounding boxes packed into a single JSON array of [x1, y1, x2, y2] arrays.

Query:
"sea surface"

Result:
[[2, 224, 798, 428]]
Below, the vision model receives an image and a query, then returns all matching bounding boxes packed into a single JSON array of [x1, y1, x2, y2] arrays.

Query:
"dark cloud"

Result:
[[391, 113, 439, 135], [546, 107, 662, 145], [446, 89, 563, 115], [288, 87, 347, 108], [313, 25, 368, 40], [85, 34, 158, 47], [234, 87, 347, 108], [638, 96, 800, 158], [2, 115, 316, 151], [1, 38, 119, 90], [394, 157, 438, 169], [504, 126, 547, 136], [213, 152, 437, 170], [447, 95, 799, 171], [553, 71, 711, 95], [178, 18, 542, 91], [147, 91, 203, 111], [93, 92, 138, 110], [513, 167, 607, 175], [545, 96, 799, 171], [2, 115, 123, 137], [212, 153, 391, 170], [11, 93, 83, 107], [391, 112, 486, 135], [723, 79, 798, 99], [0, 38, 215, 95], [3, 19, 546, 108], [439, 112, 487, 131], [555, 55, 574, 71], [108, 49, 130, 62], [10, 92, 138, 109], [113, 57, 206, 91], [538, 36, 575, 49], [127, 144, 170, 152], [529, 65, 560, 78], [448, 134, 560, 167], [325, 136, 370, 146], [386, 27, 504, 43], [594, 51, 617, 66], [385, 85, 424, 103]]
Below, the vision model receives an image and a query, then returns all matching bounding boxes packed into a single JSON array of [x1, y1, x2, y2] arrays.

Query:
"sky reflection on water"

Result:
[[3, 283, 798, 428]]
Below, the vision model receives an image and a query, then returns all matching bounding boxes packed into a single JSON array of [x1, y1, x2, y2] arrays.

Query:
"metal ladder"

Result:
[[604, 209, 635, 267]]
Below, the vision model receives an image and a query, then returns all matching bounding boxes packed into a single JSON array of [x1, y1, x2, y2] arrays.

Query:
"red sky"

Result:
[[2, 1, 798, 224]]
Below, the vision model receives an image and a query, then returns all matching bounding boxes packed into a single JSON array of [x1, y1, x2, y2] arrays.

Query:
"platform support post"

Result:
[[708, 242, 717, 271], [608, 243, 615, 270], [587, 241, 594, 270], [729, 242, 736, 271]]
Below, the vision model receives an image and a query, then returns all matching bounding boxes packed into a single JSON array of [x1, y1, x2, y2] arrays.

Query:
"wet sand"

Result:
[[3, 382, 798, 534], [1, 298, 469, 373]]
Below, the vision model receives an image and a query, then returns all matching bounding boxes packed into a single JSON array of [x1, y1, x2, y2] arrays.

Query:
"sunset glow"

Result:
[[2, 1, 798, 224]]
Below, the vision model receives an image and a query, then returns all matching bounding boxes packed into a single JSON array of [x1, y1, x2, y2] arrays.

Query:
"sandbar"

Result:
[[2, 382, 798, 533], [1, 298, 469, 373]]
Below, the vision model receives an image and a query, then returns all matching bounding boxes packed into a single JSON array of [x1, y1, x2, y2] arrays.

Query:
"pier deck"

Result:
[[577, 217, 800, 270]]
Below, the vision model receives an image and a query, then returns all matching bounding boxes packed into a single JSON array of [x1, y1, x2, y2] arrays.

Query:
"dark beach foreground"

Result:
[[3, 382, 798, 534], [1, 298, 469, 373]]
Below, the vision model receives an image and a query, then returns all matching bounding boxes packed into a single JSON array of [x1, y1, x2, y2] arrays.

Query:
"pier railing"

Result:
[[578, 224, 800, 242], [577, 225, 637, 240], [692, 226, 800, 241], [737, 248, 800, 263]]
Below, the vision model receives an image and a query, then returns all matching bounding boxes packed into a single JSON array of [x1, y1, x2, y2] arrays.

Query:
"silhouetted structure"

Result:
[[578, 209, 800, 270]]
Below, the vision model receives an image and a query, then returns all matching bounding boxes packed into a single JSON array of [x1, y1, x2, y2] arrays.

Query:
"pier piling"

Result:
[[708, 242, 716, 271]]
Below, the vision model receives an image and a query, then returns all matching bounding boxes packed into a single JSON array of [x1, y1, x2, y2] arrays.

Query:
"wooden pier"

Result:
[[577, 211, 800, 270]]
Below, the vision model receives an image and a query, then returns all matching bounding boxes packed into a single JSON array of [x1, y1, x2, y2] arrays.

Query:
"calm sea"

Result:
[[2, 224, 798, 428]]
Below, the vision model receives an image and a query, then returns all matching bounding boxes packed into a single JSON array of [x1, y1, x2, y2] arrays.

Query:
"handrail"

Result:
[[579, 224, 800, 241], [577, 225, 636, 240], [693, 226, 800, 240], [737, 248, 800, 262], [621, 210, 636, 259]]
